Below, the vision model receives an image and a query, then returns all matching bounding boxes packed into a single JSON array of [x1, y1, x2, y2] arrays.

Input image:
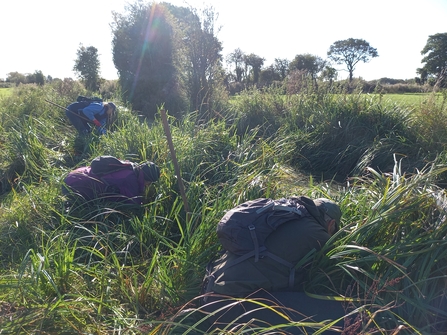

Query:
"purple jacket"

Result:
[[64, 166, 146, 204]]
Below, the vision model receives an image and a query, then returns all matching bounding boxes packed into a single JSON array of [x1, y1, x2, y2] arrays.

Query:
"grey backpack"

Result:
[[201, 197, 312, 302], [217, 197, 310, 262]]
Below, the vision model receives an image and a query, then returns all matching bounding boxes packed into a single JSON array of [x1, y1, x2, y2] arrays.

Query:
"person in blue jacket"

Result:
[[66, 97, 116, 135]]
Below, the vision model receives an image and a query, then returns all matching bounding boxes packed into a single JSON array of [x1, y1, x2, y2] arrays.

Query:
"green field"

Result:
[[382, 92, 443, 106], [1, 86, 440, 109], [231, 92, 440, 109], [0, 87, 13, 98]]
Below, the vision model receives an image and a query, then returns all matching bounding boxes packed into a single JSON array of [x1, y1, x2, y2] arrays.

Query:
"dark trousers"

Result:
[[199, 290, 351, 334], [66, 102, 91, 134]]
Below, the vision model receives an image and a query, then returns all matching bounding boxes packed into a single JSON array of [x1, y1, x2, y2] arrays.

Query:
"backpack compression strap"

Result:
[[256, 202, 306, 216], [212, 248, 297, 289], [263, 251, 296, 288], [249, 202, 306, 261], [248, 224, 260, 261]]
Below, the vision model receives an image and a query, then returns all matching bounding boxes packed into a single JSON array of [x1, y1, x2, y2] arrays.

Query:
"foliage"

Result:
[[6, 71, 27, 85], [289, 53, 326, 85], [307, 161, 447, 334], [226, 49, 267, 87], [274, 58, 290, 81], [327, 38, 379, 82], [228, 85, 447, 186], [286, 69, 318, 94], [259, 65, 282, 87], [168, 3, 225, 118], [320, 65, 338, 84], [6, 70, 46, 86], [229, 85, 288, 138], [284, 91, 422, 181], [26, 70, 45, 86], [1, 84, 447, 334], [112, 2, 226, 120], [46, 78, 88, 102], [226, 47, 245, 83], [98, 79, 121, 101], [418, 32, 447, 88], [244, 53, 265, 84], [73, 44, 101, 91], [112, 1, 186, 118]]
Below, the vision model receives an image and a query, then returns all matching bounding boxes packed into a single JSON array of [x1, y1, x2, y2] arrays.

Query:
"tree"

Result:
[[25, 73, 33, 84], [259, 65, 281, 86], [244, 53, 264, 84], [6, 72, 26, 86], [112, 2, 187, 117], [289, 54, 325, 86], [274, 58, 289, 81], [320, 65, 338, 85], [419, 33, 447, 88], [26, 70, 45, 85], [416, 67, 428, 85], [327, 38, 378, 82], [168, 4, 223, 115], [73, 44, 100, 91], [227, 48, 245, 82], [34, 70, 45, 86]]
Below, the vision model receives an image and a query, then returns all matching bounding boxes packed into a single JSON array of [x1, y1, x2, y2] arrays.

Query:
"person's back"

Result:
[[199, 197, 346, 334], [209, 201, 333, 296], [63, 166, 142, 204], [65, 99, 116, 135], [63, 160, 160, 205], [100, 168, 146, 203]]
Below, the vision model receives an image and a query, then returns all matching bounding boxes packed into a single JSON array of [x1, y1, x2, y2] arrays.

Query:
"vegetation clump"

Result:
[[0, 82, 446, 334]]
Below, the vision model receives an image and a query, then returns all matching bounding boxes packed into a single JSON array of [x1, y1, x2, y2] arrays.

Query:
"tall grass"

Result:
[[0, 83, 446, 333], [306, 159, 447, 333]]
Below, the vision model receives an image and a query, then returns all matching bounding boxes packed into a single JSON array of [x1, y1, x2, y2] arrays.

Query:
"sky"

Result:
[[2, 0, 447, 82]]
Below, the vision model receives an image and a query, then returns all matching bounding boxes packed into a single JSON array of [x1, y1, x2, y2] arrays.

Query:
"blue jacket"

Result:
[[82, 102, 107, 126]]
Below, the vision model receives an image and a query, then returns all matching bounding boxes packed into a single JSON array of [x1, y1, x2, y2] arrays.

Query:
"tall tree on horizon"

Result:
[[112, 2, 224, 118], [112, 2, 187, 118], [244, 53, 265, 84], [274, 58, 289, 81], [73, 44, 100, 91], [418, 32, 447, 89], [289, 53, 325, 87], [167, 3, 223, 116], [327, 38, 378, 82], [227, 48, 245, 82]]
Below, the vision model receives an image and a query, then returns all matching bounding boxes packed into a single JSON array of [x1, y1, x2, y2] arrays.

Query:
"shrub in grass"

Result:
[[229, 86, 288, 138], [283, 92, 421, 181]]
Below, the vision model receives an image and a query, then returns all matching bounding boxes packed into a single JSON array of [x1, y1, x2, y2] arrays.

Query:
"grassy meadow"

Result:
[[381, 92, 446, 107], [0, 82, 447, 334], [0, 87, 13, 98]]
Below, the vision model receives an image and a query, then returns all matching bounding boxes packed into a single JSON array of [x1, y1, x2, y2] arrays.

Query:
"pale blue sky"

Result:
[[2, 0, 446, 81]]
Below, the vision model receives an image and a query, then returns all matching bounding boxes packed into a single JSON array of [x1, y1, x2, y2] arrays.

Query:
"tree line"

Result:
[[3, 70, 47, 86], [3, 1, 446, 119]]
